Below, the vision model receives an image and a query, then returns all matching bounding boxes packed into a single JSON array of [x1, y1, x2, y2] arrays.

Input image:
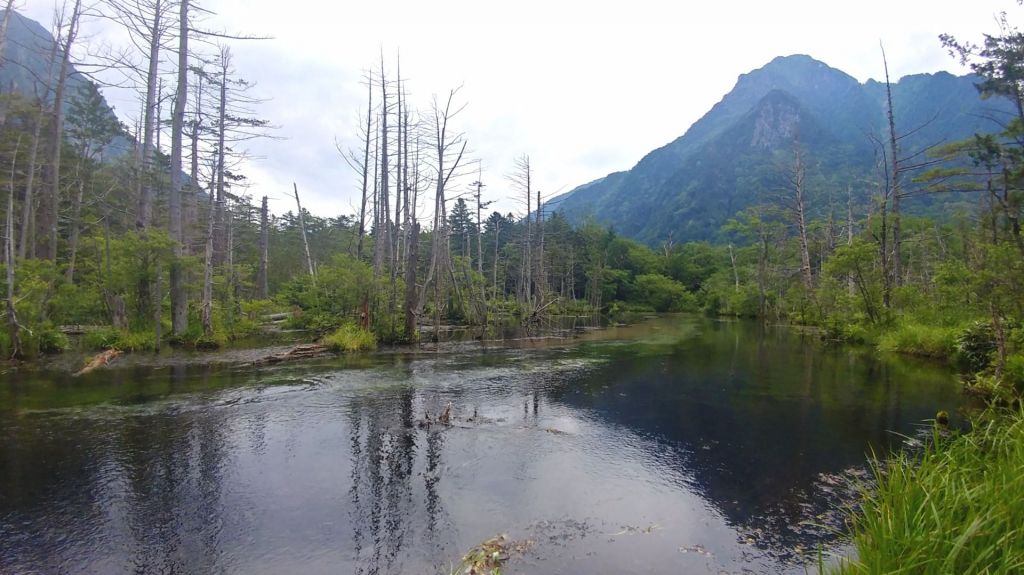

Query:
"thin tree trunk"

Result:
[[293, 182, 315, 282], [201, 185, 214, 337], [6, 137, 22, 358], [257, 195, 269, 298], [214, 50, 228, 263], [17, 112, 42, 259], [168, 0, 189, 335], [728, 244, 739, 292], [41, 0, 84, 261], [847, 184, 855, 296], [356, 76, 371, 260], [793, 147, 813, 291], [882, 46, 902, 289], [136, 0, 163, 231], [403, 222, 419, 339], [64, 175, 84, 282]]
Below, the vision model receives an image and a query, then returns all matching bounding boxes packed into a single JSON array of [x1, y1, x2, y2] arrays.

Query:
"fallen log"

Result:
[[250, 343, 331, 366], [73, 349, 123, 377], [60, 325, 106, 335]]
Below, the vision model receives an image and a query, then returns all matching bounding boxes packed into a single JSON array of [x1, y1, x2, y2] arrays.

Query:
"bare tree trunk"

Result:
[[475, 174, 486, 312], [356, 75, 371, 260], [41, 0, 84, 261], [492, 219, 500, 299], [792, 146, 813, 291], [882, 46, 902, 289], [168, 0, 189, 335], [214, 48, 228, 263], [64, 175, 85, 282], [378, 56, 391, 271], [201, 186, 214, 337], [728, 244, 739, 292], [136, 0, 164, 231], [187, 67, 204, 254], [293, 182, 315, 282], [536, 190, 546, 307], [17, 112, 42, 259], [847, 184, 855, 296], [6, 138, 22, 358], [257, 195, 269, 299], [403, 222, 419, 339]]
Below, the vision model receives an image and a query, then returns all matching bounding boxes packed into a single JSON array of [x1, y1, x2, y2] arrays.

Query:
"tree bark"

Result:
[[41, 0, 83, 261], [356, 75, 371, 260], [403, 222, 419, 339], [257, 195, 269, 298], [201, 184, 214, 337], [135, 0, 164, 231], [6, 138, 22, 358], [293, 182, 315, 281], [169, 0, 189, 335]]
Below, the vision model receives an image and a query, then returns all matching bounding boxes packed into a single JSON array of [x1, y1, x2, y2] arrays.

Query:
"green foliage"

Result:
[[877, 323, 957, 359], [954, 321, 997, 372], [83, 328, 158, 352], [634, 273, 697, 312], [837, 409, 1024, 574], [321, 323, 377, 353]]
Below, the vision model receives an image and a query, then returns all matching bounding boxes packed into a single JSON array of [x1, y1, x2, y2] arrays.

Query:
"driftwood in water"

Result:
[[74, 349, 123, 376], [250, 343, 331, 366]]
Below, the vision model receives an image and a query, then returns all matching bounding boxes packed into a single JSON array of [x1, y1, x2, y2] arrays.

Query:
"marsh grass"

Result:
[[876, 323, 957, 359], [835, 409, 1024, 574], [321, 323, 377, 353]]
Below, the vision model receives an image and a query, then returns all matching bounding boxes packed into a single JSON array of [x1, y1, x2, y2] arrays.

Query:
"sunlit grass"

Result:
[[321, 323, 377, 353], [834, 409, 1024, 574]]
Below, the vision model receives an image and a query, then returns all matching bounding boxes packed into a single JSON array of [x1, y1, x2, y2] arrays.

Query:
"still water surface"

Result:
[[0, 315, 965, 574]]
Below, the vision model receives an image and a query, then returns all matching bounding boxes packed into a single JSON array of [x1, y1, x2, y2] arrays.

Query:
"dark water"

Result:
[[0, 316, 965, 574]]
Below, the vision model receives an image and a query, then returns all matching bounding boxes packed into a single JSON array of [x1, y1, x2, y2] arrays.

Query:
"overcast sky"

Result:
[[22, 0, 1017, 219]]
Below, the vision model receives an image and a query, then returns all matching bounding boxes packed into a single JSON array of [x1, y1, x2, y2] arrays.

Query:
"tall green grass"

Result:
[[321, 323, 377, 353], [835, 409, 1024, 574], [876, 323, 957, 359]]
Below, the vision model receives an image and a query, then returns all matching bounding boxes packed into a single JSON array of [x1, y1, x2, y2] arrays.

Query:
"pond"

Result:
[[0, 315, 966, 574]]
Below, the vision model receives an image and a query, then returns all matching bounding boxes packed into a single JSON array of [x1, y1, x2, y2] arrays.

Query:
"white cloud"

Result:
[[22, 0, 1013, 218]]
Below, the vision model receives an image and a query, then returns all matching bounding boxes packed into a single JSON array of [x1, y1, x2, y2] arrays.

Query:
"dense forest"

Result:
[[0, 2, 1021, 405]]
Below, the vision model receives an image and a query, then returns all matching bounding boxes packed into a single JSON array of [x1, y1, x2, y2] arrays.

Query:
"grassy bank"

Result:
[[835, 409, 1024, 574]]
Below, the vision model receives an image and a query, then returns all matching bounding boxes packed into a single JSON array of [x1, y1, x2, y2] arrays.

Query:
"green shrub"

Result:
[[877, 323, 956, 359], [1003, 354, 1024, 393], [954, 321, 997, 371], [634, 273, 697, 312], [321, 323, 376, 353]]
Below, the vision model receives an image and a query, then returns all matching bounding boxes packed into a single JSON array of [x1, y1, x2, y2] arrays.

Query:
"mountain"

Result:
[[0, 9, 132, 160], [550, 55, 1013, 245]]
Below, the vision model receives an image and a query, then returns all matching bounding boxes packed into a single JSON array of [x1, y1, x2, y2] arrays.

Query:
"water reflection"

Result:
[[0, 316, 964, 574]]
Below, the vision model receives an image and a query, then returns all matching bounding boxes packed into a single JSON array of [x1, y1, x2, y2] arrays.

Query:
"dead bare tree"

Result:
[[168, 0, 189, 335], [506, 154, 533, 310], [418, 87, 467, 331], [5, 137, 22, 358], [40, 0, 84, 261], [256, 194, 268, 298]]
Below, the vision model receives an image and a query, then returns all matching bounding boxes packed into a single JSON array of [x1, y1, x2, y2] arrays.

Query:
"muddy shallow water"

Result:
[[0, 315, 965, 574]]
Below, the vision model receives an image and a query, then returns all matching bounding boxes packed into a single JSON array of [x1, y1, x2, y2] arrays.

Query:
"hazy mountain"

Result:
[[550, 55, 1013, 245], [0, 9, 132, 160]]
